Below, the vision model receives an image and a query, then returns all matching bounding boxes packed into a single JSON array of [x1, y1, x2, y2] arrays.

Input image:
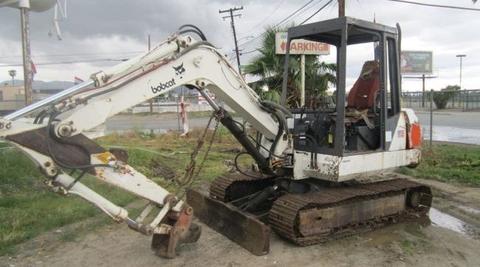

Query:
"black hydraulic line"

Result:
[[178, 29, 207, 41], [268, 108, 286, 159], [219, 109, 273, 175], [234, 152, 272, 179], [66, 170, 87, 190], [258, 103, 288, 160], [239, 185, 277, 212], [178, 24, 207, 40], [46, 112, 111, 171], [247, 135, 285, 159], [34, 109, 46, 124], [261, 100, 293, 118]]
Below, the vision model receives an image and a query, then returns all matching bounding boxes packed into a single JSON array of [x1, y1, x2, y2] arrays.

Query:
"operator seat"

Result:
[[347, 60, 380, 110], [345, 60, 380, 129]]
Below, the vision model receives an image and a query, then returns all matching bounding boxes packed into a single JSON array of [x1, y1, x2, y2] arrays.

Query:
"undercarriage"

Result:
[[187, 172, 432, 255]]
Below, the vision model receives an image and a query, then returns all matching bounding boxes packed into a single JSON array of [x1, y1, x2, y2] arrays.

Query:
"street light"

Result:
[[8, 69, 16, 86], [456, 54, 466, 89]]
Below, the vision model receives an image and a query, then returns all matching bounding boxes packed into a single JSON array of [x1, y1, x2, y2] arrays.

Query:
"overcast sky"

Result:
[[0, 0, 479, 91]]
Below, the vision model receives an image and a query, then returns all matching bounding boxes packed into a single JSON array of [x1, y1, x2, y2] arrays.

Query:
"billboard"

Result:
[[275, 32, 330, 55], [401, 51, 433, 74]]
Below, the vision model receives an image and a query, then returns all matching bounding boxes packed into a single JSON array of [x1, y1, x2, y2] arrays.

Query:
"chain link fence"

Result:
[[402, 89, 480, 111]]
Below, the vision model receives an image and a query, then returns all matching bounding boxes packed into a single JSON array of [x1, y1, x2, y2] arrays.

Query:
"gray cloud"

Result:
[[0, 0, 478, 90]]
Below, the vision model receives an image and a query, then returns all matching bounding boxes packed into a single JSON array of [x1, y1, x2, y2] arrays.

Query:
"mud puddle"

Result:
[[429, 207, 478, 238]]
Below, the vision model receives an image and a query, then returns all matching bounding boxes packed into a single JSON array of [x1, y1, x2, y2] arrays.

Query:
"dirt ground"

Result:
[[2, 176, 480, 267]]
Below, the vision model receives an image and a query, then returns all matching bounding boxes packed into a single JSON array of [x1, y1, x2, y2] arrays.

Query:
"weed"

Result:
[[400, 239, 415, 255], [398, 143, 480, 186]]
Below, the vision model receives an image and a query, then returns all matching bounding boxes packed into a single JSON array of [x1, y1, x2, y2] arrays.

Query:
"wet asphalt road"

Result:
[[415, 110, 480, 130], [104, 110, 480, 144]]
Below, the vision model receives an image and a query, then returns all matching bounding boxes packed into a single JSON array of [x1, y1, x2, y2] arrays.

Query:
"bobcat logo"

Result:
[[151, 78, 176, 94], [173, 63, 185, 79]]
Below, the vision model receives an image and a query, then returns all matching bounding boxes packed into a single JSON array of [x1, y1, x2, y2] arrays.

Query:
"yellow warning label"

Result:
[[94, 152, 114, 164]]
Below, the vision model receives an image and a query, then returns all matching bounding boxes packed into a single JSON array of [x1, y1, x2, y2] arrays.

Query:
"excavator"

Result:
[[0, 17, 432, 258]]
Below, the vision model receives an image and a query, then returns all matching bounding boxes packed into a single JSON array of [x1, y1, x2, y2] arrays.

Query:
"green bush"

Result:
[[430, 85, 460, 109]]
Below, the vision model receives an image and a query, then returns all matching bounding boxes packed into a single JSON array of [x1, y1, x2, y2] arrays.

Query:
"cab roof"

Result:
[[287, 16, 398, 45]]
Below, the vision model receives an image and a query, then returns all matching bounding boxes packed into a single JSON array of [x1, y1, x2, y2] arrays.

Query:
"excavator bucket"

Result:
[[186, 188, 271, 256], [151, 205, 202, 258]]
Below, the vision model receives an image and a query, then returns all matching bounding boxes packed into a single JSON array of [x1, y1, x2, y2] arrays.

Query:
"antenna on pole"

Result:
[[49, 0, 68, 40], [0, 0, 59, 106]]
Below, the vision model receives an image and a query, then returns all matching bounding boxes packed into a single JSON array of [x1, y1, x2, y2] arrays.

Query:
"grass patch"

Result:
[[398, 143, 480, 186], [0, 127, 241, 255], [399, 239, 415, 255], [0, 147, 136, 255]]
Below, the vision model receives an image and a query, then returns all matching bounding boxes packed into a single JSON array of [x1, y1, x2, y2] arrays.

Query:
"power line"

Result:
[[0, 58, 128, 67], [0, 51, 143, 60], [300, 0, 334, 25], [237, 0, 318, 49], [234, 0, 332, 59], [293, 0, 327, 20], [238, 0, 286, 38], [241, 49, 258, 55], [273, 0, 316, 27], [387, 0, 480, 11]]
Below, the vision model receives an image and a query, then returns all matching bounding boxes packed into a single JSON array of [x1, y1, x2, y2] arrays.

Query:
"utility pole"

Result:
[[338, 0, 345, 17], [148, 34, 151, 51], [456, 54, 466, 89], [219, 6, 243, 74], [19, 0, 33, 105]]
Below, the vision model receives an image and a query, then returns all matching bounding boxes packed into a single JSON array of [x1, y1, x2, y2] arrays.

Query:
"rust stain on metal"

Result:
[[187, 188, 271, 256], [297, 194, 405, 236], [269, 178, 432, 246], [151, 205, 201, 258]]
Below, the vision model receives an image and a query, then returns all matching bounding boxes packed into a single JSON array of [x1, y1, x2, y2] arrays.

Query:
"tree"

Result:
[[430, 85, 460, 109], [244, 27, 336, 107]]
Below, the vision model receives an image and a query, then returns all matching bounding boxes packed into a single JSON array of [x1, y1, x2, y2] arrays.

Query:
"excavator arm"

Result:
[[0, 26, 290, 258]]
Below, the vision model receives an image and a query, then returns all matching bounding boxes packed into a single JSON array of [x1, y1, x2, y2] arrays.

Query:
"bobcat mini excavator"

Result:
[[0, 17, 431, 258]]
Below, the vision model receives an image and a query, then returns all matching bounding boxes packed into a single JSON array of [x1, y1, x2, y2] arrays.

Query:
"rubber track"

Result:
[[268, 178, 431, 246]]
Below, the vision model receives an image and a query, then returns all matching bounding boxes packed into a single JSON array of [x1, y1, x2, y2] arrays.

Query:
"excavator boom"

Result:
[[0, 25, 289, 258]]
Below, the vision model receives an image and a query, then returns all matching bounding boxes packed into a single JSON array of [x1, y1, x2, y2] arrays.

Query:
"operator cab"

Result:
[[282, 17, 402, 157]]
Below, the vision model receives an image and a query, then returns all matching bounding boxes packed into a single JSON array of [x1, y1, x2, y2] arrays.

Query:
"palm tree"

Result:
[[244, 26, 336, 108]]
